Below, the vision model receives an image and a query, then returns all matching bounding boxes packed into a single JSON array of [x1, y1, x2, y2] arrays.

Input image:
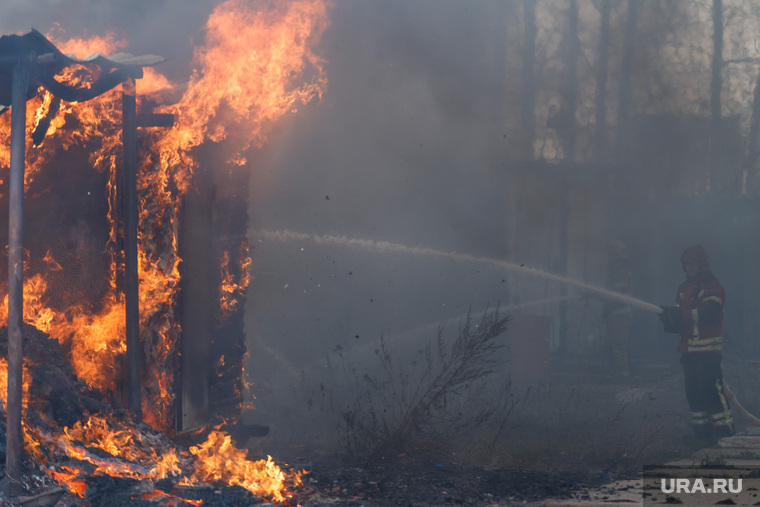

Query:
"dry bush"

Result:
[[332, 307, 512, 458]]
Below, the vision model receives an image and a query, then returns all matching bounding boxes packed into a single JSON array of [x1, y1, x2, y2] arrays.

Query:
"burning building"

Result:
[[0, 0, 330, 503]]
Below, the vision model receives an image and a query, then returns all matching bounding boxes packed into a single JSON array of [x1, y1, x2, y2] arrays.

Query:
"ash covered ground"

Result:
[[243, 351, 759, 506], [0, 319, 756, 506]]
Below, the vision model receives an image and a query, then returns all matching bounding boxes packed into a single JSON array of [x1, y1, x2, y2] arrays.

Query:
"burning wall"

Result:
[[0, 0, 329, 430], [0, 0, 330, 500]]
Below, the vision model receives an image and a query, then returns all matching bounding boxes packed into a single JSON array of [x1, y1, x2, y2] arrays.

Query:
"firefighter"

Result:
[[604, 240, 633, 377], [659, 245, 734, 443]]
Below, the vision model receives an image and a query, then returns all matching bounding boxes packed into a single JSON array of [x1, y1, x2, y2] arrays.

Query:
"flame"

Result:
[[42, 250, 63, 271], [218, 241, 252, 321], [0, 0, 330, 501], [187, 431, 294, 503], [0, 357, 31, 412], [241, 357, 256, 411], [42, 418, 297, 501], [49, 25, 126, 57], [61, 415, 182, 472], [153, 0, 330, 189], [49, 466, 89, 497], [0, 274, 127, 392]]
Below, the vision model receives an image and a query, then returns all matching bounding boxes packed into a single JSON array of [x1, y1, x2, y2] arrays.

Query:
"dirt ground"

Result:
[[234, 358, 714, 505], [252, 353, 760, 507], [1, 344, 751, 506], [293, 452, 618, 506]]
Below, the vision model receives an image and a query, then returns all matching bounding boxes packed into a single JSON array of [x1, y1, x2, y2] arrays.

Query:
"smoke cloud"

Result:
[[5, 0, 760, 471]]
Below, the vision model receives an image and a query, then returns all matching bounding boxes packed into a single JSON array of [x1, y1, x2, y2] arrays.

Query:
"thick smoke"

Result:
[[244, 0, 760, 458], [245, 2, 525, 417], [5, 0, 760, 470]]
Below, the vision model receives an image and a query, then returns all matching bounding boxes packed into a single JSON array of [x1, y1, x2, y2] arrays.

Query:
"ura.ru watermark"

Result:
[[643, 465, 759, 506], [660, 477, 742, 494]]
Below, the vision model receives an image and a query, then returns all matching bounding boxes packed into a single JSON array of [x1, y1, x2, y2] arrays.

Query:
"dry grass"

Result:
[[333, 307, 510, 458]]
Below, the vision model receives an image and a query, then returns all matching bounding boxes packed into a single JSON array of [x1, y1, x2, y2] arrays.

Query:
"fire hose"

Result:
[[433, 258, 760, 427], [435, 260, 760, 428], [656, 307, 760, 427], [495, 263, 760, 428], [722, 380, 760, 427]]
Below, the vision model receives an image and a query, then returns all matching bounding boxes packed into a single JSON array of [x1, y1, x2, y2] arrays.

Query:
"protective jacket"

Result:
[[675, 245, 724, 354]]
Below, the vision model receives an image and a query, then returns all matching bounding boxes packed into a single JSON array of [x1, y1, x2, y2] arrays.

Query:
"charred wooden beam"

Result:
[[122, 80, 141, 420], [6, 61, 29, 497], [31, 96, 60, 146], [37, 65, 136, 103], [178, 169, 216, 431], [121, 85, 174, 422]]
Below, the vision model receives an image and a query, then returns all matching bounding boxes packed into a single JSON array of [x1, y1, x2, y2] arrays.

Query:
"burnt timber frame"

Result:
[[0, 29, 160, 496], [6, 61, 28, 496], [121, 80, 174, 419]]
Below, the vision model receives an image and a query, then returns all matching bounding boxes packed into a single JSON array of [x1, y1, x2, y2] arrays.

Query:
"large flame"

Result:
[[0, 0, 330, 501], [36, 415, 297, 502], [155, 0, 329, 177]]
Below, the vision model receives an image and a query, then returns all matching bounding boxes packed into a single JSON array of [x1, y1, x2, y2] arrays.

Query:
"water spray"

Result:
[[256, 229, 664, 314], [256, 229, 760, 430]]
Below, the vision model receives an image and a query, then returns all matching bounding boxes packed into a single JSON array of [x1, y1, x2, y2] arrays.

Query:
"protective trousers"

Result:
[[681, 352, 734, 439]]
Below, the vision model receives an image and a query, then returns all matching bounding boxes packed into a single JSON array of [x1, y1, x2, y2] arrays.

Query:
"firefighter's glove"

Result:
[[658, 306, 682, 334]]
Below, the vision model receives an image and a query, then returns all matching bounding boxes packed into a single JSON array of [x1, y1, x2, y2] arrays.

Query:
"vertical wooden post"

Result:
[[122, 79, 141, 419], [179, 168, 215, 430], [6, 61, 29, 497]]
